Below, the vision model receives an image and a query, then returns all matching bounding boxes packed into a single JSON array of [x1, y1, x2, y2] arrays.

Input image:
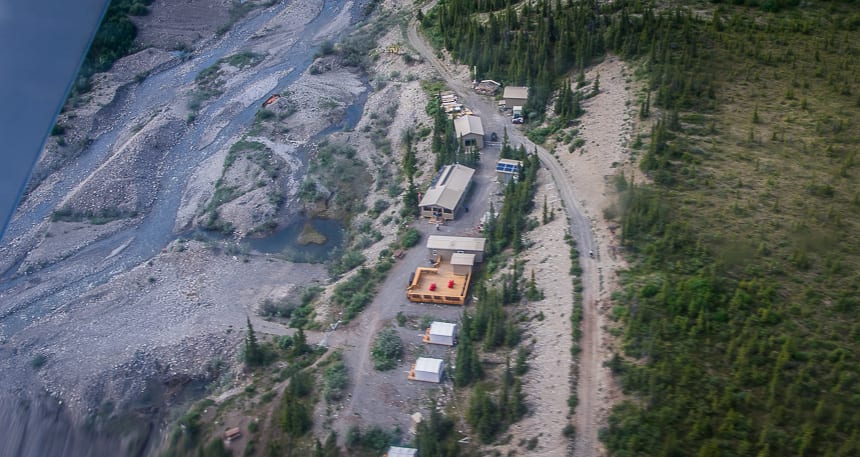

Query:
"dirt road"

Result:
[[407, 19, 607, 457]]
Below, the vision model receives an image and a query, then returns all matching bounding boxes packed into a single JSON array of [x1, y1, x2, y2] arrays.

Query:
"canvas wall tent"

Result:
[[419, 164, 475, 221], [409, 357, 444, 383], [424, 321, 457, 346]]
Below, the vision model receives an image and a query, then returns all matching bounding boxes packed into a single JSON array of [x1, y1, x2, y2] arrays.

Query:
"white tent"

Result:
[[387, 446, 418, 457], [412, 357, 444, 383], [427, 322, 457, 346]]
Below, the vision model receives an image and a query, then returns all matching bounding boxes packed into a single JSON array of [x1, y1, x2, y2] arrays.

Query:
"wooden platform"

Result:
[[406, 261, 471, 305]]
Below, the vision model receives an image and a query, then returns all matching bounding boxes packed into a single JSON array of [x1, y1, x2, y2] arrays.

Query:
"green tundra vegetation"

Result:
[[427, 0, 860, 456]]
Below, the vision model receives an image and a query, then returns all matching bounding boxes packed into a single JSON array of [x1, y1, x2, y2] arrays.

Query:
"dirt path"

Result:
[[408, 18, 630, 457]]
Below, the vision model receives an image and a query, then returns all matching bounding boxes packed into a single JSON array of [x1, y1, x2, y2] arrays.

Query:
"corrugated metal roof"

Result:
[[415, 357, 443, 374], [430, 321, 457, 337], [450, 252, 476, 266], [454, 114, 484, 137], [503, 86, 529, 99], [426, 235, 486, 252], [419, 165, 475, 210]]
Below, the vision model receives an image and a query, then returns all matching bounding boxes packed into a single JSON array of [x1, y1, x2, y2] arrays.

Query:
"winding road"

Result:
[[407, 19, 605, 457]]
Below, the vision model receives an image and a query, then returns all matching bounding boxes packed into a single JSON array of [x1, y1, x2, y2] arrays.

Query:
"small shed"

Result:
[[425, 321, 457, 346], [410, 357, 444, 383], [426, 235, 486, 262], [496, 158, 523, 183], [450, 252, 476, 275], [386, 446, 418, 457], [453, 115, 485, 150], [224, 427, 242, 442], [503, 86, 529, 108]]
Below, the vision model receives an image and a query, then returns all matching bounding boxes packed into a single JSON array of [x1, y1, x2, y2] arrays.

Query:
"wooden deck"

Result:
[[406, 261, 471, 305]]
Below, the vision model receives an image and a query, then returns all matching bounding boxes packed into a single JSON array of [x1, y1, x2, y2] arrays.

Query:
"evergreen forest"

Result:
[[426, 0, 860, 456]]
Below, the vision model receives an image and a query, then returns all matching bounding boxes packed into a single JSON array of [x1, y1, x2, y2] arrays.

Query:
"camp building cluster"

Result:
[[387, 84, 531, 454]]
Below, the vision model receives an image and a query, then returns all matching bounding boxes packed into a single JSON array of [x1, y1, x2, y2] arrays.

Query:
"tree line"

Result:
[[427, 1, 860, 456]]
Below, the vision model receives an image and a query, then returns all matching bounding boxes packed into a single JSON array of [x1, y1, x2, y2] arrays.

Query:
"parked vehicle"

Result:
[[512, 106, 524, 124]]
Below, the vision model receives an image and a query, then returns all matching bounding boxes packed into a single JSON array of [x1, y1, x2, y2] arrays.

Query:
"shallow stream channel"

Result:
[[0, 1, 374, 456]]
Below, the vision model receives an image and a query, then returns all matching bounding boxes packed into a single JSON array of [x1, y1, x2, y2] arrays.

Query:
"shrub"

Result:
[[372, 198, 390, 217], [31, 354, 48, 369], [318, 40, 335, 56], [259, 298, 296, 318], [371, 328, 403, 371], [562, 424, 575, 438], [324, 358, 348, 401], [401, 228, 420, 247]]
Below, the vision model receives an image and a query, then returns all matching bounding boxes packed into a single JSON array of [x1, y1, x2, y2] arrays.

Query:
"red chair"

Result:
[[429, 283, 437, 291], [447, 279, 455, 288]]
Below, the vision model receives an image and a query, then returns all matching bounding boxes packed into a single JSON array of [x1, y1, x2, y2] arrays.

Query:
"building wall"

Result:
[[414, 370, 442, 383], [429, 334, 454, 346], [421, 205, 455, 221], [452, 264, 472, 276], [461, 133, 484, 150], [497, 171, 517, 183], [504, 97, 527, 108], [429, 248, 484, 263]]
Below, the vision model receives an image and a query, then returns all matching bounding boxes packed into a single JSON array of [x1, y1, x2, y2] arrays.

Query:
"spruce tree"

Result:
[[542, 195, 548, 224], [292, 327, 309, 358], [509, 377, 527, 421], [244, 317, 263, 367], [455, 320, 482, 386], [280, 388, 311, 437]]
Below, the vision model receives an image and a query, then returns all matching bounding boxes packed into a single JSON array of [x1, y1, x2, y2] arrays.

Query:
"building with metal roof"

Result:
[[453, 114, 485, 149], [426, 235, 486, 262], [503, 86, 529, 108], [419, 164, 475, 221], [450, 252, 476, 275]]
